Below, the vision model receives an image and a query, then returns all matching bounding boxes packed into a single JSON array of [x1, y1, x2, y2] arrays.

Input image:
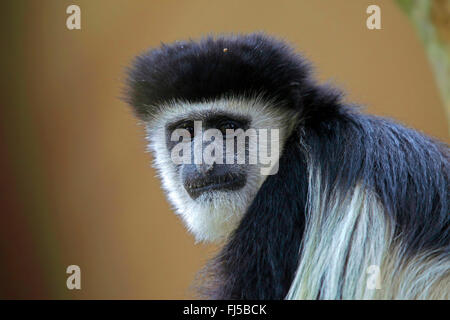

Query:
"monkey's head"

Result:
[[125, 34, 317, 242]]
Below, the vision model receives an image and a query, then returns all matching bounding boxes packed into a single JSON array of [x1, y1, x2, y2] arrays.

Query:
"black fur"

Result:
[[197, 106, 449, 300], [125, 34, 449, 299], [196, 133, 308, 299], [304, 111, 449, 254], [197, 108, 449, 300], [125, 33, 312, 119]]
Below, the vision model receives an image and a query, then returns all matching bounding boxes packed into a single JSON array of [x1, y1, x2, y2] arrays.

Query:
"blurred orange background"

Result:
[[0, 0, 448, 299]]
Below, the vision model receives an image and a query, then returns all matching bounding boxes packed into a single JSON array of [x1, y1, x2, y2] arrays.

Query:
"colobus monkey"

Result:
[[125, 34, 449, 299]]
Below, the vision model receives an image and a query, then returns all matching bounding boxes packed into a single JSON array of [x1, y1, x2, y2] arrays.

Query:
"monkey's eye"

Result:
[[217, 119, 242, 135], [175, 121, 195, 137]]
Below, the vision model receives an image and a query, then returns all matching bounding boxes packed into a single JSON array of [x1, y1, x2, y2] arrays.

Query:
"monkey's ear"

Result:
[[122, 60, 162, 122], [122, 78, 151, 121]]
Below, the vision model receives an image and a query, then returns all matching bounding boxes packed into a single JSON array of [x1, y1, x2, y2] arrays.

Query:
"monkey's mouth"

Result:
[[184, 174, 246, 200]]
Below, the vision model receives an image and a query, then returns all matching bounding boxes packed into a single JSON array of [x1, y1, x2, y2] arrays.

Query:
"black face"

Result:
[[166, 113, 250, 199]]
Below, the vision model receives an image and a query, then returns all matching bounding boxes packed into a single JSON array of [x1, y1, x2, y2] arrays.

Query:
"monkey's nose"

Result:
[[195, 162, 215, 175], [182, 163, 247, 200]]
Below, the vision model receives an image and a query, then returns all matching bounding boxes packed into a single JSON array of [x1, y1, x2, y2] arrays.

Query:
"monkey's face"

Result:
[[166, 113, 250, 201], [146, 97, 297, 242]]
